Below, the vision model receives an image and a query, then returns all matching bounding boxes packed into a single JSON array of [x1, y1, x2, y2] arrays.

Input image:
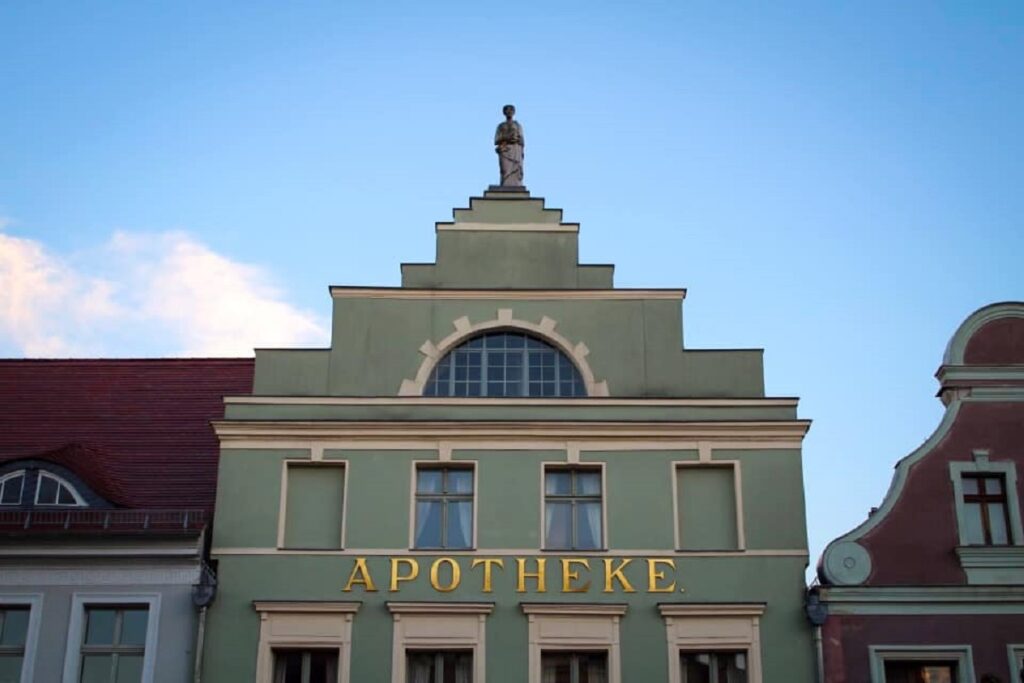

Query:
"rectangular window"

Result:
[[961, 473, 1011, 545], [544, 468, 603, 550], [273, 649, 339, 683], [679, 651, 748, 683], [414, 467, 474, 549], [541, 651, 608, 683], [676, 466, 739, 550], [79, 606, 148, 683], [0, 607, 29, 681], [283, 464, 345, 549], [883, 661, 957, 683], [406, 650, 473, 683]]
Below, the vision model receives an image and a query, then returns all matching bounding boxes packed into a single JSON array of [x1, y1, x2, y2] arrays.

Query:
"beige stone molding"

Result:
[[213, 420, 811, 443], [225, 395, 798, 407], [253, 601, 360, 683], [659, 603, 765, 683], [329, 287, 686, 301], [399, 309, 609, 397], [522, 602, 627, 683], [521, 603, 628, 616], [387, 601, 491, 683], [435, 221, 579, 232]]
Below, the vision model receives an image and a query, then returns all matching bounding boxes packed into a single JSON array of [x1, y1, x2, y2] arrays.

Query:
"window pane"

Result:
[[415, 501, 443, 548], [115, 655, 144, 683], [576, 502, 603, 549], [36, 475, 57, 505], [0, 655, 23, 683], [274, 650, 303, 683], [884, 661, 955, 683], [0, 609, 28, 646], [447, 470, 473, 494], [963, 503, 986, 544], [545, 502, 572, 548], [84, 609, 117, 645], [0, 476, 22, 505], [578, 653, 608, 683], [681, 653, 712, 683], [545, 471, 571, 496], [446, 501, 473, 549], [309, 651, 339, 683], [541, 653, 572, 683], [984, 477, 1004, 495], [417, 470, 443, 494], [576, 471, 601, 496], [407, 652, 436, 683], [80, 655, 114, 683], [989, 503, 1009, 544], [717, 652, 748, 683], [57, 484, 77, 505], [120, 609, 148, 646], [962, 477, 979, 495]]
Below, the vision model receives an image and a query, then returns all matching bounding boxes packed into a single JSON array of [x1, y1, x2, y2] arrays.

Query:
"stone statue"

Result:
[[494, 104, 525, 186]]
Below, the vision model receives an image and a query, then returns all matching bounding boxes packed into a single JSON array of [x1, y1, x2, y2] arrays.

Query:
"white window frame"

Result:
[[387, 602, 492, 683], [522, 603, 627, 683], [1008, 644, 1023, 683], [0, 471, 26, 506], [868, 645, 975, 683], [34, 471, 85, 507], [61, 593, 160, 683], [659, 603, 765, 683], [277, 460, 348, 550], [672, 461, 746, 551], [540, 463, 608, 551], [0, 594, 43, 683], [253, 602, 359, 683], [408, 461, 478, 550], [949, 453, 1023, 547]]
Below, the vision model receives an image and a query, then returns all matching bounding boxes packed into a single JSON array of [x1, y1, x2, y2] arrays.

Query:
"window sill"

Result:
[[956, 545, 1024, 585]]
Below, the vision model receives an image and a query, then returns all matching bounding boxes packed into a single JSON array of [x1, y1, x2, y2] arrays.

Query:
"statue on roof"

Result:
[[494, 104, 525, 187]]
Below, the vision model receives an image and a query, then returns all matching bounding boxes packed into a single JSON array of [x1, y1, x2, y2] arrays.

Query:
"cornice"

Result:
[[254, 601, 361, 614], [658, 603, 765, 618], [521, 603, 628, 617], [819, 585, 1024, 604], [225, 396, 799, 408], [387, 601, 494, 615], [435, 221, 579, 233], [212, 420, 811, 443], [328, 287, 686, 301]]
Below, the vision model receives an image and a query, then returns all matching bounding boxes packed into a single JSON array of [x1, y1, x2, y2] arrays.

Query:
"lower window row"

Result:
[[273, 649, 751, 683]]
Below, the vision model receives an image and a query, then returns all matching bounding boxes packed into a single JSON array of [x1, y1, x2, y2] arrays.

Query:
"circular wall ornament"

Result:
[[824, 541, 872, 585]]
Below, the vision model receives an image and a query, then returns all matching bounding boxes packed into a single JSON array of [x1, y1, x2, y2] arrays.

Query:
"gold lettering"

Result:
[[430, 557, 461, 592], [390, 558, 419, 592], [647, 558, 676, 593], [342, 557, 377, 592], [603, 558, 636, 593], [471, 558, 505, 593], [561, 558, 591, 593], [516, 557, 547, 593]]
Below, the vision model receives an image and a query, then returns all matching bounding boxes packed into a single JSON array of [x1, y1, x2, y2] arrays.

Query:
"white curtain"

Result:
[[587, 658, 608, 683], [583, 503, 602, 547], [408, 658, 431, 683], [454, 656, 472, 683], [541, 661, 558, 683], [457, 504, 472, 548]]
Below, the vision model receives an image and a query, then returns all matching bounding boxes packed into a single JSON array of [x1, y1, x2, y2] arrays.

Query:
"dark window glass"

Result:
[[80, 606, 148, 683], [414, 468, 474, 549], [961, 473, 1012, 545], [883, 660, 956, 683], [541, 651, 607, 683], [0, 474, 24, 506], [35, 472, 79, 507], [406, 650, 472, 683], [680, 651, 748, 683], [544, 468, 603, 550], [273, 649, 339, 683], [425, 333, 586, 398]]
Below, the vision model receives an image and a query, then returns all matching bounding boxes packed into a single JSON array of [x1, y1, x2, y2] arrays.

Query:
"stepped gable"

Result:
[[0, 358, 254, 512]]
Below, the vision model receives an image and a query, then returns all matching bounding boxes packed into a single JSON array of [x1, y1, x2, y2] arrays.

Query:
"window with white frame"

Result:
[[541, 651, 608, 683], [0, 472, 24, 506], [868, 646, 973, 683], [522, 604, 625, 683], [544, 468, 603, 550], [406, 650, 473, 683], [78, 606, 149, 683], [679, 651, 748, 683], [0, 606, 30, 681], [253, 602, 359, 683], [414, 467, 474, 550], [950, 454, 1024, 548], [387, 603, 491, 683], [35, 471, 82, 507], [659, 605, 764, 683], [272, 649, 339, 683]]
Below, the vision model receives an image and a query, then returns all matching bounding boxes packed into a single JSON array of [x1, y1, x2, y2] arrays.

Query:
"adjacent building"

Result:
[[0, 359, 253, 683], [201, 186, 818, 682], [814, 302, 1024, 683]]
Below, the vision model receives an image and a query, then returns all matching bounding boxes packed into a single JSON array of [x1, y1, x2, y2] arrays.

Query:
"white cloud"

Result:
[[0, 225, 328, 357]]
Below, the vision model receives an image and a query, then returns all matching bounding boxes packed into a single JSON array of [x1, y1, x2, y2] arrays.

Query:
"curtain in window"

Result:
[[454, 656, 472, 683], [408, 657, 432, 683], [586, 658, 607, 683], [454, 501, 473, 548], [541, 663, 559, 683], [579, 502, 603, 548]]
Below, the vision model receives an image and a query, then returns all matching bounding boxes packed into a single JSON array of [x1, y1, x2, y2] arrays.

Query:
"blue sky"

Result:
[[1, 1, 1022, 570]]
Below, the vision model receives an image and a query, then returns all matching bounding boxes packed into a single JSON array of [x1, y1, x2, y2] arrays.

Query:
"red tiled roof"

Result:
[[0, 359, 254, 512]]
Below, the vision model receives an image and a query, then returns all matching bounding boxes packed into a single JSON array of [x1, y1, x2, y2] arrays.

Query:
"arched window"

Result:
[[0, 471, 25, 506], [34, 472, 83, 506], [424, 332, 587, 397]]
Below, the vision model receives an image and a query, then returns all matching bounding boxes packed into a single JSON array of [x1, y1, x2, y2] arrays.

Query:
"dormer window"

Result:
[[0, 471, 25, 505], [424, 332, 586, 397], [35, 471, 82, 507]]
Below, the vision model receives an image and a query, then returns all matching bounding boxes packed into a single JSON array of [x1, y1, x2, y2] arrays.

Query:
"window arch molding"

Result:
[[399, 309, 609, 397]]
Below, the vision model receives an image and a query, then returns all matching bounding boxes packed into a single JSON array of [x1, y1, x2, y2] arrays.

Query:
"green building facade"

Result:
[[202, 186, 816, 683]]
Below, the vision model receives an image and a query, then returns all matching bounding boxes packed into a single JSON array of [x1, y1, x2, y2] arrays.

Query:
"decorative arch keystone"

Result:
[[398, 309, 609, 397]]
